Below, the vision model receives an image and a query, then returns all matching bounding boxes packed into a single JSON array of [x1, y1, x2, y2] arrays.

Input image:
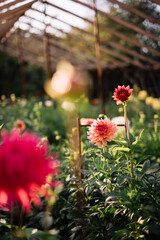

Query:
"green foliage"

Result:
[[0, 91, 160, 239]]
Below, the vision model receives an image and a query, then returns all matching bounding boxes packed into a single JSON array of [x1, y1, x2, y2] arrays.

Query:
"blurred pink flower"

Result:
[[113, 85, 133, 105], [0, 129, 58, 212], [87, 118, 117, 147], [80, 118, 95, 126]]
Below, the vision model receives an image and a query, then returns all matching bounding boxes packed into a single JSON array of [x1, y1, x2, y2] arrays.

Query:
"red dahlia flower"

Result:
[[0, 129, 58, 212], [87, 118, 117, 147], [113, 85, 133, 105]]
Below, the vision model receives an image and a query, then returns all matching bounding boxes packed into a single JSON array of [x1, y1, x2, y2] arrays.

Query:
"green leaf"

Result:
[[114, 147, 131, 152], [131, 129, 144, 146], [141, 160, 159, 175], [141, 160, 150, 174], [102, 152, 112, 159], [113, 139, 128, 146]]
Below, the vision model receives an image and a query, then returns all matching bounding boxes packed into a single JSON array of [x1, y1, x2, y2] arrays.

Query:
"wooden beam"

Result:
[[45, 2, 160, 57], [93, 0, 105, 113], [151, 0, 160, 5], [0, 0, 25, 12], [0, 0, 36, 21], [100, 38, 160, 66], [0, 0, 37, 42], [28, 8, 160, 69], [23, 14, 128, 67], [17, 16, 100, 65], [71, 0, 160, 42], [25, 14, 129, 66], [6, 46, 45, 67], [32, 8, 159, 66], [0, 0, 10, 3], [8, 27, 99, 69], [17, 30, 27, 97], [107, 0, 160, 25], [0, 16, 20, 39], [2, 42, 11, 96], [43, 2, 52, 78]]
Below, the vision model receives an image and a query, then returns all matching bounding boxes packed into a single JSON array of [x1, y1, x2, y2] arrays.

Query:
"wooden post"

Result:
[[17, 30, 27, 97], [43, 34, 51, 78], [2, 42, 11, 96], [92, 0, 105, 114], [43, 1, 52, 78]]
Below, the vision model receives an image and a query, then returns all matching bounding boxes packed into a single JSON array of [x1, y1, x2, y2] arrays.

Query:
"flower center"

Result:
[[96, 124, 107, 134], [119, 91, 125, 96], [118, 89, 128, 101]]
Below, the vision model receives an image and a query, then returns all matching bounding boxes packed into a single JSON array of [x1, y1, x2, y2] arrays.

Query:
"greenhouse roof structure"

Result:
[[0, 0, 160, 76]]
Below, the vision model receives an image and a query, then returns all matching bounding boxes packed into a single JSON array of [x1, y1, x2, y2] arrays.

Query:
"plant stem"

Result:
[[154, 119, 158, 133], [123, 104, 134, 183], [123, 104, 130, 145], [10, 204, 14, 240], [130, 152, 134, 185], [135, 218, 138, 237]]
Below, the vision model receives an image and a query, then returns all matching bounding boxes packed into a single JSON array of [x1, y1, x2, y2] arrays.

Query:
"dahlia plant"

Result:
[[0, 129, 59, 213], [113, 85, 133, 142], [113, 85, 134, 183]]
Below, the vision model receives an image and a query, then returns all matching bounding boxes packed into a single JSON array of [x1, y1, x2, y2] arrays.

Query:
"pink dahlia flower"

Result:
[[87, 118, 117, 147], [113, 85, 133, 105], [0, 129, 58, 212]]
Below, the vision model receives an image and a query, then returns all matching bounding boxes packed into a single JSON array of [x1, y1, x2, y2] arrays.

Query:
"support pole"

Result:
[[43, 0, 52, 78], [17, 30, 27, 97], [43, 34, 51, 78], [92, 0, 105, 114], [2, 42, 11, 96]]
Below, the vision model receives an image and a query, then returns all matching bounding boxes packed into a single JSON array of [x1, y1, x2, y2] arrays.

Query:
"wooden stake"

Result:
[[93, 0, 105, 114], [17, 30, 27, 97]]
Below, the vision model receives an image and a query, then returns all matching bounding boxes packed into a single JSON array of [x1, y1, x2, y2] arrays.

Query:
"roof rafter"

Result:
[[0, 0, 36, 21], [23, 13, 130, 67], [32, 8, 159, 66], [71, 0, 160, 42], [0, 0, 25, 12], [45, 1, 160, 58], [151, 0, 160, 5], [107, 0, 160, 25]]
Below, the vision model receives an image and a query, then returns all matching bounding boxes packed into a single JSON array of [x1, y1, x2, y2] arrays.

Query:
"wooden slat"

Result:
[[0, 16, 20, 38], [151, 0, 160, 5], [18, 18, 106, 66], [0, 0, 25, 12], [32, 8, 159, 66], [8, 28, 99, 69], [30, 7, 160, 69], [51, 27, 146, 68], [25, 14, 129, 66], [0, 0, 36, 21], [45, 2, 160, 57], [71, 0, 160, 42], [0, 0, 9, 3], [107, 0, 160, 25], [22, 14, 129, 67], [0, 1, 37, 42]]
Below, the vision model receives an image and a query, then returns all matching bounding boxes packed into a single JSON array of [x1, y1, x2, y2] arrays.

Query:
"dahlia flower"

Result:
[[14, 120, 26, 132], [113, 85, 133, 105], [87, 118, 117, 147], [0, 129, 58, 212]]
